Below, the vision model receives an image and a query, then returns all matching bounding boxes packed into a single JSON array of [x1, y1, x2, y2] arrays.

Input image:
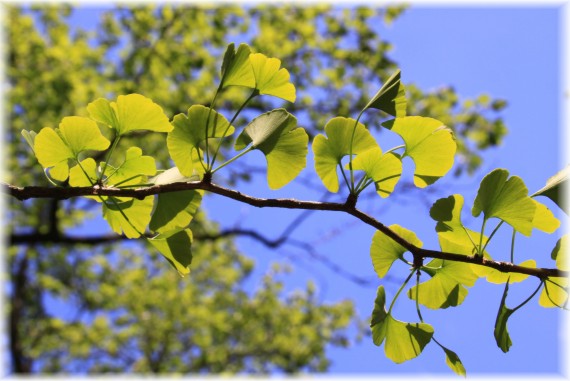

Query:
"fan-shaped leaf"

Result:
[[221, 43, 255, 89], [363, 70, 406, 117], [69, 158, 101, 202], [472, 169, 536, 236], [249, 53, 296, 102], [236, 109, 307, 189], [370, 224, 422, 278], [21, 130, 37, 153], [167, 105, 234, 177], [539, 277, 568, 308], [552, 235, 568, 271], [381, 117, 456, 187], [472, 257, 535, 284], [148, 229, 194, 276], [105, 147, 156, 187], [87, 94, 172, 135], [532, 166, 568, 214], [313, 117, 379, 192], [102, 196, 153, 239], [531, 199, 560, 233], [34, 117, 110, 181], [370, 286, 434, 364], [438, 343, 466, 377], [150, 190, 203, 234], [150, 166, 200, 184], [351, 148, 402, 198]]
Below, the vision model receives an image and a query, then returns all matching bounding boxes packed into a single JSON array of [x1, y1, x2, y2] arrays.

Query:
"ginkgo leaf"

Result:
[[149, 190, 203, 234], [363, 70, 407, 117], [438, 343, 466, 377], [21, 130, 37, 153], [167, 105, 234, 177], [494, 282, 514, 353], [102, 196, 153, 239], [249, 53, 296, 102], [472, 169, 536, 236], [472, 257, 535, 284], [539, 277, 568, 308], [530, 199, 560, 233], [68, 158, 101, 202], [371, 286, 434, 364], [34, 117, 110, 181], [87, 94, 172, 136], [351, 148, 402, 198], [105, 147, 156, 187], [221, 43, 255, 89], [235, 109, 307, 189], [531, 166, 568, 214], [551, 235, 568, 271], [148, 228, 194, 276], [381, 117, 456, 188], [150, 166, 201, 184], [313, 117, 379, 193], [409, 241, 478, 310], [370, 224, 422, 278]]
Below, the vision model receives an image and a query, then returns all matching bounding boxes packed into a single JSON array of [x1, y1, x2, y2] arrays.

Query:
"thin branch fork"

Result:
[[5, 181, 567, 279]]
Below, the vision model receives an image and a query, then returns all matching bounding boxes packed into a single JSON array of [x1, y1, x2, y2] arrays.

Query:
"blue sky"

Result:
[[50, 2, 568, 376]]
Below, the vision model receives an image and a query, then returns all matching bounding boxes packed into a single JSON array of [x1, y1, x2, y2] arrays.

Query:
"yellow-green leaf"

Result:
[[363, 70, 406, 117], [148, 229, 194, 276], [472, 169, 536, 236], [370, 224, 422, 278], [149, 190, 203, 234], [105, 147, 156, 187], [87, 94, 172, 136], [69, 158, 101, 202], [531, 199, 560, 233], [351, 148, 402, 198], [221, 43, 255, 89], [382, 116, 456, 187], [313, 117, 379, 193], [531, 166, 569, 214], [250, 53, 296, 102], [167, 105, 234, 177], [102, 196, 153, 238], [34, 117, 110, 181], [539, 277, 568, 308], [472, 258, 536, 284]]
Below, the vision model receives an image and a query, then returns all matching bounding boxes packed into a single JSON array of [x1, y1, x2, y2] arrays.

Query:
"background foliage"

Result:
[[7, 4, 511, 374]]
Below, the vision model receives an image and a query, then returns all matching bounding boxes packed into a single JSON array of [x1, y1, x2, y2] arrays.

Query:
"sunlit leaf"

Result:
[[381, 117, 456, 187], [363, 70, 406, 117], [221, 43, 255, 89], [472, 257, 536, 284], [249, 53, 296, 102], [313, 117, 378, 192], [102, 196, 153, 238], [494, 283, 514, 353], [34, 117, 110, 181], [370, 286, 434, 364], [69, 158, 101, 202], [167, 105, 234, 177], [472, 169, 536, 236], [531, 166, 569, 214], [235, 109, 307, 189], [105, 147, 156, 187], [87, 94, 172, 135], [149, 190, 203, 234], [439, 344, 466, 377], [529, 199, 560, 234], [370, 224, 422, 278], [150, 166, 200, 184], [552, 235, 568, 271], [351, 148, 402, 198], [148, 228, 193, 276], [21, 129, 37, 153], [539, 277, 568, 308]]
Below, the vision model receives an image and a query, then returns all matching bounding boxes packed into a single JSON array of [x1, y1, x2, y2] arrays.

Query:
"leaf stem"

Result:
[[98, 135, 120, 183], [211, 145, 255, 174], [204, 83, 223, 169], [481, 220, 504, 254], [511, 280, 544, 313], [415, 270, 425, 322], [338, 163, 352, 190], [388, 268, 416, 314], [383, 144, 405, 155], [347, 110, 365, 194], [477, 218, 487, 256]]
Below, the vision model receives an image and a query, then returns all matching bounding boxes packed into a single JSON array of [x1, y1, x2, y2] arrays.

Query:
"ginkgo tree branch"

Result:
[[5, 180, 566, 279]]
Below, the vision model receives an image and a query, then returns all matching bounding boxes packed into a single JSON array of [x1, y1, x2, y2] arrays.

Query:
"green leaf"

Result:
[[351, 148, 402, 198], [370, 224, 422, 278], [167, 105, 234, 177], [21, 129, 37, 153], [381, 117, 456, 187], [363, 70, 406, 117], [87, 94, 172, 136], [408, 248, 478, 310], [551, 235, 568, 271], [221, 43, 255, 89], [149, 190, 203, 234], [313, 117, 379, 192], [530, 199, 560, 233], [472, 258, 536, 284], [102, 196, 153, 239], [531, 166, 569, 214], [150, 166, 201, 184], [494, 282, 514, 353], [234, 109, 308, 189], [148, 229, 194, 276], [34, 117, 110, 181], [439, 343, 466, 377], [249, 53, 296, 102], [472, 169, 536, 236], [105, 147, 156, 187], [370, 286, 434, 364], [69, 158, 101, 202]]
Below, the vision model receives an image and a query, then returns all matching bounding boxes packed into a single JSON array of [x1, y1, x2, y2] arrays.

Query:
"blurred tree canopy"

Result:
[[6, 4, 507, 374]]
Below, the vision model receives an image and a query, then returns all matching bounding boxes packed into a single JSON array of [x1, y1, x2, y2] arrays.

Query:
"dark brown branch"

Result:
[[5, 181, 567, 279]]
